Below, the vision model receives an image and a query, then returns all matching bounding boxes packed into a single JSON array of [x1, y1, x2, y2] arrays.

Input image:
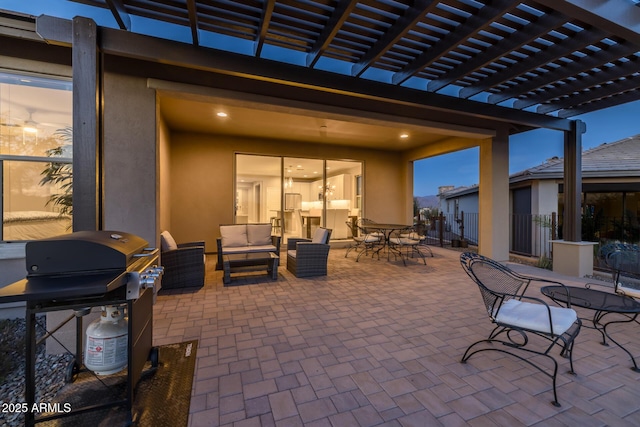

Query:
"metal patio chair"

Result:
[[598, 243, 640, 299], [459, 252, 582, 406], [388, 227, 426, 265], [344, 220, 382, 261]]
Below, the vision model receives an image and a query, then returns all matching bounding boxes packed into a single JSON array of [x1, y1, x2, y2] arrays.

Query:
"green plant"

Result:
[[39, 127, 72, 216], [537, 255, 553, 270]]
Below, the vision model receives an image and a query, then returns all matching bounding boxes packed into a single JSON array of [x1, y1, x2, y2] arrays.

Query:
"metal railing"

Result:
[[423, 212, 557, 259]]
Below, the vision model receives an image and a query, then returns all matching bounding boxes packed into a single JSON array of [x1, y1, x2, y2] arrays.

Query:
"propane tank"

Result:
[[84, 305, 128, 375]]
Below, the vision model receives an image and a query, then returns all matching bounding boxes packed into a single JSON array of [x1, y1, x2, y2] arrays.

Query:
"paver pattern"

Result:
[[154, 247, 640, 426]]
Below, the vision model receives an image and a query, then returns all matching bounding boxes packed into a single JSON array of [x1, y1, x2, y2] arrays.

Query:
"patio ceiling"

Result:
[[68, 0, 640, 119]]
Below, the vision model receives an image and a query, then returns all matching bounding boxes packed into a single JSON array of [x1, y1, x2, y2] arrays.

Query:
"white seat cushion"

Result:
[[494, 299, 577, 335], [287, 250, 297, 258], [617, 284, 640, 299], [224, 245, 276, 254]]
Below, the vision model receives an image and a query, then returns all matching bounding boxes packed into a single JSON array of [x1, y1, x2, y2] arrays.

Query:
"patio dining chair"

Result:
[[345, 221, 382, 261], [459, 252, 582, 407], [388, 228, 426, 265], [399, 229, 433, 258]]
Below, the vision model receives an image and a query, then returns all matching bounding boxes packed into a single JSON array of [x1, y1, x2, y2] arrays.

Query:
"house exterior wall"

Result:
[[168, 132, 407, 251], [102, 72, 158, 247], [531, 180, 559, 215]]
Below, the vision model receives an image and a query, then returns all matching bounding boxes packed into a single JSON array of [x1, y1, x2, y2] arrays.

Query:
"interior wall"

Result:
[[169, 132, 405, 251]]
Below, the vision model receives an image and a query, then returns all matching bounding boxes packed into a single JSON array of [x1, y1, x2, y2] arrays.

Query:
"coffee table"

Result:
[[541, 285, 640, 371], [223, 252, 279, 285]]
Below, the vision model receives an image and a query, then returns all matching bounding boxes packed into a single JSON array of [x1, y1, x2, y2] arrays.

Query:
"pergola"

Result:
[[2, 0, 640, 270]]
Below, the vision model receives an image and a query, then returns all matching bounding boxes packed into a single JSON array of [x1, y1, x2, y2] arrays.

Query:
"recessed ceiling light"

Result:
[[216, 112, 228, 118], [400, 133, 409, 139]]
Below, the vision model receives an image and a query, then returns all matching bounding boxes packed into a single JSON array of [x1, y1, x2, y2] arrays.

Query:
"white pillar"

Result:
[[478, 127, 510, 262]]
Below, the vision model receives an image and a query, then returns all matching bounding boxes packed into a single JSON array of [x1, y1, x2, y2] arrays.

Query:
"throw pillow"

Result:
[[160, 230, 178, 251], [220, 225, 248, 247], [312, 228, 328, 243], [247, 224, 272, 246]]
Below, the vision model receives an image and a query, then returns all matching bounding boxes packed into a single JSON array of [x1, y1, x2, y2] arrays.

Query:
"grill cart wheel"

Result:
[[66, 359, 80, 383], [149, 347, 159, 368]]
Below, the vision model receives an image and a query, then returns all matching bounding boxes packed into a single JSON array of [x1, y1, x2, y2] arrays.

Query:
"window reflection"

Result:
[[1, 71, 72, 241]]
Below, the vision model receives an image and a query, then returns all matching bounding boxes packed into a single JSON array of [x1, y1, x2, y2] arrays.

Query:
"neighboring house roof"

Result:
[[439, 185, 479, 199], [511, 134, 640, 183], [441, 134, 640, 199]]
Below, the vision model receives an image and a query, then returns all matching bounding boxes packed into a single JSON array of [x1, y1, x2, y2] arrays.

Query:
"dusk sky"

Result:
[[5, 1, 639, 197], [414, 99, 640, 196]]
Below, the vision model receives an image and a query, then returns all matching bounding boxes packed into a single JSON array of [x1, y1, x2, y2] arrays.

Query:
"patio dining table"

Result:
[[362, 223, 413, 264], [541, 284, 640, 372]]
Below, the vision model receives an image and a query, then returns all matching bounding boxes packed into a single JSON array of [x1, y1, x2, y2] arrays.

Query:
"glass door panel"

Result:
[[236, 155, 281, 233], [325, 160, 362, 240], [283, 157, 323, 242]]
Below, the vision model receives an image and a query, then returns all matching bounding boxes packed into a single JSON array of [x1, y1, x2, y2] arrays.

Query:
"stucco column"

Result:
[[478, 127, 509, 262]]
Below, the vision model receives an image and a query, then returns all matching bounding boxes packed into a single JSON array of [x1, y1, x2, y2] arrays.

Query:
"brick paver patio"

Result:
[[154, 246, 640, 426]]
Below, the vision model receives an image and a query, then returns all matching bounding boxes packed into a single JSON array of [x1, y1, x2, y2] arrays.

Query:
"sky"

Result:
[[4, 1, 639, 197], [413, 99, 640, 196]]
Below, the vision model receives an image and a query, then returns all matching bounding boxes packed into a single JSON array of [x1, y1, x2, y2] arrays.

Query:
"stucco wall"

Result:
[[168, 132, 406, 251], [158, 113, 171, 233], [102, 73, 158, 246]]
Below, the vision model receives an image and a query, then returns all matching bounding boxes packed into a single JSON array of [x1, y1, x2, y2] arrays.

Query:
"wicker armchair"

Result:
[[160, 231, 205, 290], [287, 227, 332, 277]]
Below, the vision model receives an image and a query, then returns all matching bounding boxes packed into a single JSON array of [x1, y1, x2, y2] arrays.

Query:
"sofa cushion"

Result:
[[224, 245, 276, 254], [220, 225, 249, 247], [160, 230, 178, 251], [247, 224, 272, 246], [312, 228, 329, 244]]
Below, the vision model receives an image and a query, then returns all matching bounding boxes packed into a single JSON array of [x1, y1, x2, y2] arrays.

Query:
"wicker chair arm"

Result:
[[178, 241, 206, 249], [162, 245, 204, 266], [287, 238, 310, 250]]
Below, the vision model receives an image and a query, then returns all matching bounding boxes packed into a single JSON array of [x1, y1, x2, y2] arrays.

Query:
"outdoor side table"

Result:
[[541, 285, 640, 372], [223, 252, 279, 285]]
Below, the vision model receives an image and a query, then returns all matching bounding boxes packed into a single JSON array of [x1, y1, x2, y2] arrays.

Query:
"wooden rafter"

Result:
[[254, 0, 275, 56], [427, 11, 567, 93], [106, 0, 131, 31], [306, 0, 358, 68], [57, 0, 640, 118], [351, 0, 439, 77]]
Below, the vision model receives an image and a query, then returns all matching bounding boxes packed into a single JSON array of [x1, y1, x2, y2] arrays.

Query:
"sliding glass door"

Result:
[[235, 154, 362, 242]]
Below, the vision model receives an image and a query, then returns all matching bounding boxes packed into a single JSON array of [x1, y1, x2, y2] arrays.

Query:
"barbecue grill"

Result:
[[0, 230, 164, 426]]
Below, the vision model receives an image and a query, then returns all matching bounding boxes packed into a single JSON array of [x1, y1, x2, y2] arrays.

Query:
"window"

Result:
[[0, 71, 72, 241]]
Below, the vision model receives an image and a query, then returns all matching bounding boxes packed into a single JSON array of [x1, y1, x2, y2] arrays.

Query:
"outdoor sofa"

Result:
[[216, 223, 281, 270]]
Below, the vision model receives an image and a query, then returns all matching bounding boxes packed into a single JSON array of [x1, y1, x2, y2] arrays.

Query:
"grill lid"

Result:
[[26, 230, 149, 277]]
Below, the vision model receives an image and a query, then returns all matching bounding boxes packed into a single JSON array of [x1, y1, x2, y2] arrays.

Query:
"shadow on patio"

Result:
[[155, 246, 640, 426]]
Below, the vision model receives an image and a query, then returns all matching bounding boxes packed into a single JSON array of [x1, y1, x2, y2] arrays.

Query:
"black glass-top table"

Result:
[[541, 285, 640, 372]]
